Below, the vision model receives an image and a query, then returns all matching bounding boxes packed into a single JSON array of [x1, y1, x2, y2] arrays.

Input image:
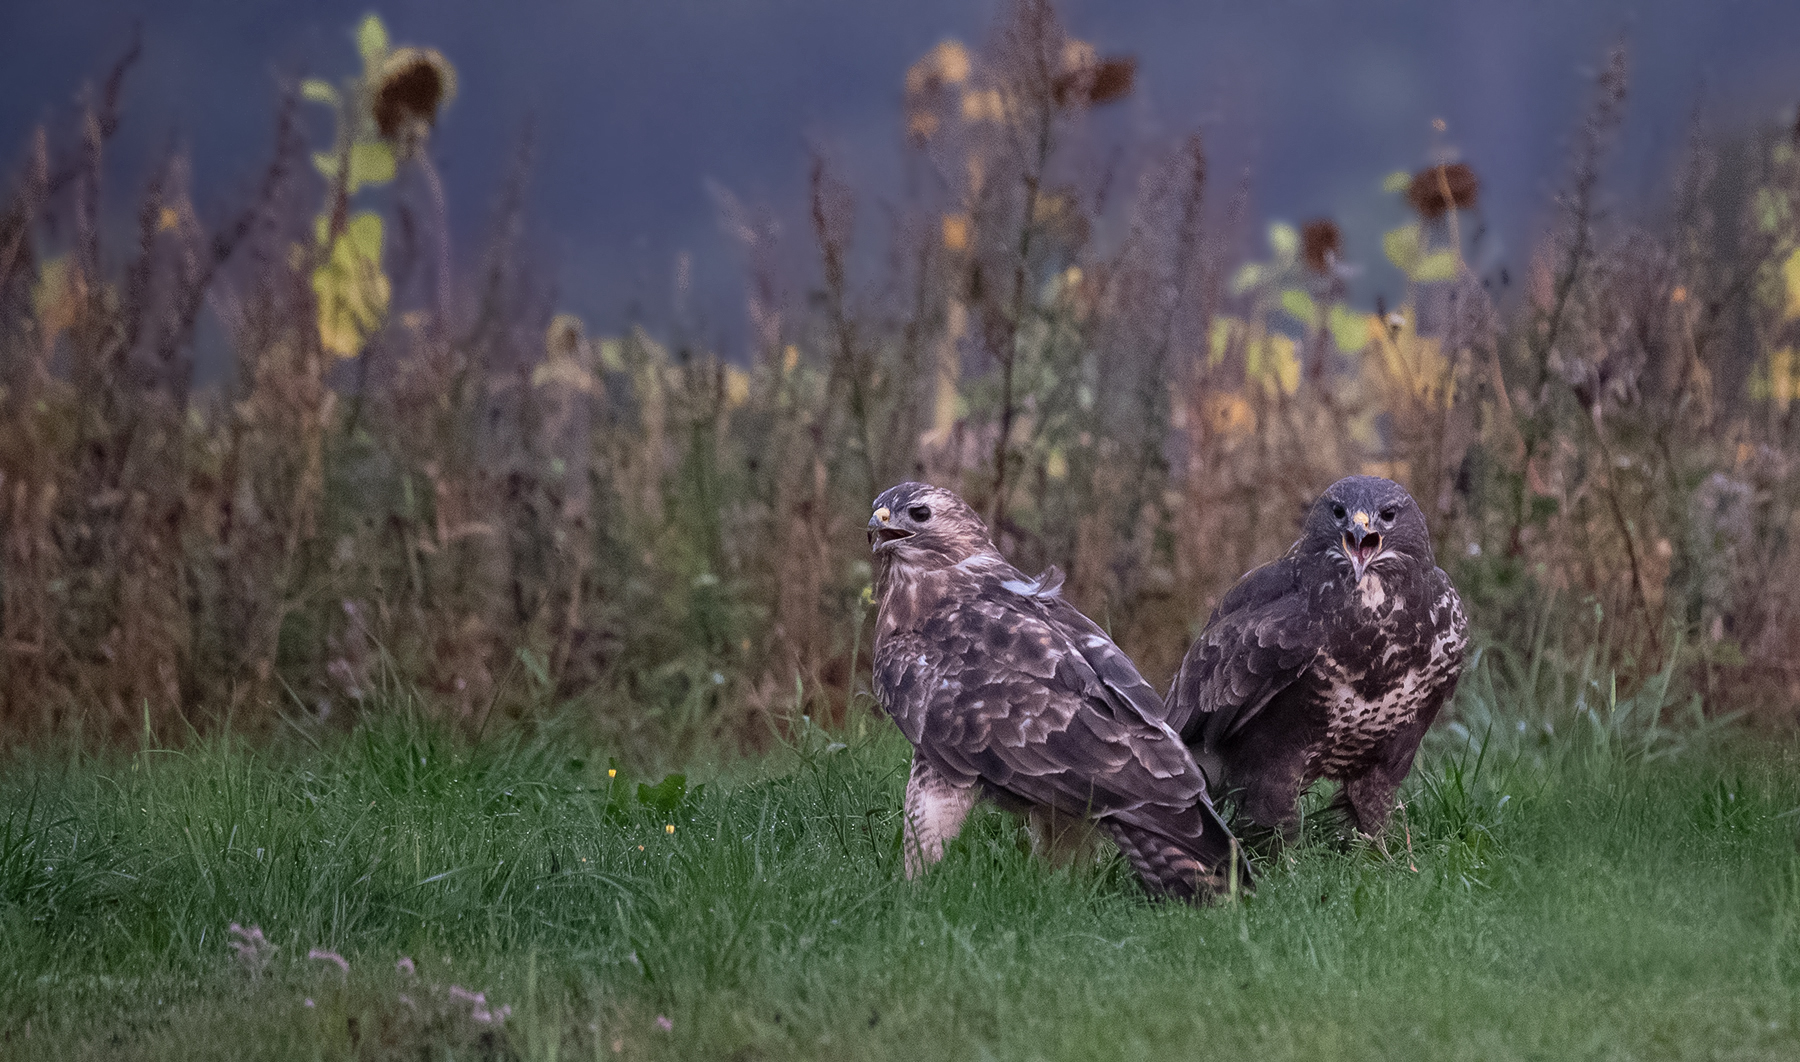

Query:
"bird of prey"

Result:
[[867, 482, 1247, 902], [1166, 476, 1467, 845]]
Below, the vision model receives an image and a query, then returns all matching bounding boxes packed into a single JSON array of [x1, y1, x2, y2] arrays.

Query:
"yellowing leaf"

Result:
[[1279, 288, 1315, 324], [1246, 331, 1299, 395], [312, 211, 390, 358], [1268, 221, 1299, 263], [347, 142, 396, 192], [1228, 264, 1263, 296], [1328, 304, 1371, 353], [1412, 249, 1461, 283], [725, 366, 751, 408], [1382, 170, 1411, 193], [1383, 222, 1422, 274], [942, 213, 971, 252], [1207, 315, 1237, 366], [1782, 247, 1800, 321], [356, 14, 389, 67], [301, 78, 339, 106]]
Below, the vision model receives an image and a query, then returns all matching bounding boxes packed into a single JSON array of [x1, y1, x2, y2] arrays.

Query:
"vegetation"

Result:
[[4, 4, 1800, 1053], [4, 4, 1800, 750], [0, 657, 1796, 1059]]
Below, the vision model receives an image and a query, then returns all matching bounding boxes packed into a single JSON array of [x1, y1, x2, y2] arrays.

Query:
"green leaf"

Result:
[[1279, 288, 1316, 324], [347, 141, 396, 192], [636, 774, 688, 814], [344, 211, 384, 259], [1228, 263, 1264, 296], [356, 14, 390, 66], [311, 151, 340, 179], [1382, 170, 1411, 193], [1268, 221, 1299, 263], [1412, 250, 1461, 283], [1383, 222, 1422, 273], [1328, 303, 1370, 352], [301, 79, 340, 106]]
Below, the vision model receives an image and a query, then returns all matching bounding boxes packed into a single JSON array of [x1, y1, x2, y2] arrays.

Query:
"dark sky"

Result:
[[4, 0, 1799, 354]]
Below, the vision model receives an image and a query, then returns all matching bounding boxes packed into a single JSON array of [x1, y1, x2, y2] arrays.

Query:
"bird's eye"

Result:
[[1331, 504, 1347, 520], [1380, 507, 1397, 522], [908, 504, 932, 522]]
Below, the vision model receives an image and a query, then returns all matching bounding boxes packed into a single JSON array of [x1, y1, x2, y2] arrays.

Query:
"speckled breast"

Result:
[[1304, 572, 1459, 779]]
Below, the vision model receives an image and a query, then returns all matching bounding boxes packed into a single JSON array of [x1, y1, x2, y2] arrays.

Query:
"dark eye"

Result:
[[908, 504, 932, 522], [1331, 504, 1347, 520], [1380, 507, 1397, 522]]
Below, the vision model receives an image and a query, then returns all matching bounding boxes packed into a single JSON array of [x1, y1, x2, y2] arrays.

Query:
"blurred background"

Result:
[[3, 0, 1800, 756]]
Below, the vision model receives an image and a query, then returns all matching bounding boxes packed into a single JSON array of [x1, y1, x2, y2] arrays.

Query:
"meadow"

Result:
[[3, 650, 1799, 1061], [6, 2, 1800, 1056]]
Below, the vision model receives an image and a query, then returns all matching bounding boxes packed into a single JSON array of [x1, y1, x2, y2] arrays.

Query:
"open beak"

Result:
[[1343, 529, 1382, 581], [868, 506, 911, 551]]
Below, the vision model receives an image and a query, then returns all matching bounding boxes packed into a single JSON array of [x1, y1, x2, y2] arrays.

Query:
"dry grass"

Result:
[[4, 7, 1800, 754]]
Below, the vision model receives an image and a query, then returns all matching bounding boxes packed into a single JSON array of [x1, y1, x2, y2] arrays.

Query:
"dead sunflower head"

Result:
[[1300, 218, 1342, 275], [1405, 162, 1479, 220], [372, 47, 456, 142], [1052, 55, 1137, 108]]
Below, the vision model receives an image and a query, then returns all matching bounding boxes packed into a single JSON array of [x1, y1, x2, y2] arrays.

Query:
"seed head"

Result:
[[1300, 218, 1343, 275], [1405, 162, 1479, 220], [373, 47, 456, 142]]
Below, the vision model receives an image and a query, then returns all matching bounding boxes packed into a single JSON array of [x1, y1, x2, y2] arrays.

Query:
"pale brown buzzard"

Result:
[[868, 482, 1247, 901]]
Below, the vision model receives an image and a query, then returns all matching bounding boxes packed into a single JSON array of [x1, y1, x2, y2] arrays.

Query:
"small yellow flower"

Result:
[[637, 845, 645, 851], [608, 768, 617, 778], [665, 824, 676, 834]]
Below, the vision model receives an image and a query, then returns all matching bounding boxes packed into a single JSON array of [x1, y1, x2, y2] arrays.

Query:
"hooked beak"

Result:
[[1343, 527, 1382, 581], [868, 506, 911, 551]]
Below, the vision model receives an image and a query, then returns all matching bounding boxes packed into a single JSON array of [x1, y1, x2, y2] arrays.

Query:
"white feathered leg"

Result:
[[902, 756, 978, 879]]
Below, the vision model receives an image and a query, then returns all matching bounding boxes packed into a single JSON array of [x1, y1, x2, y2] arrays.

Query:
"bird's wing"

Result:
[[1026, 566, 1172, 725], [875, 565, 1246, 891], [1165, 553, 1327, 748]]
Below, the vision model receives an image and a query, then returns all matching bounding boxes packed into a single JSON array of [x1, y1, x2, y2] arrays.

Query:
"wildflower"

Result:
[[305, 998, 316, 1008], [1405, 162, 1480, 220], [657, 1015, 674, 1032], [308, 949, 350, 977], [228, 923, 276, 979], [665, 823, 676, 834], [1300, 219, 1342, 275], [396, 956, 416, 977], [608, 768, 617, 778], [372, 47, 456, 142], [449, 985, 511, 1025]]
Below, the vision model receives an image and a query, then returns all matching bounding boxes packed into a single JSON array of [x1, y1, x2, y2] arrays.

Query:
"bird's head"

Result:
[[867, 482, 997, 573], [1303, 475, 1433, 584]]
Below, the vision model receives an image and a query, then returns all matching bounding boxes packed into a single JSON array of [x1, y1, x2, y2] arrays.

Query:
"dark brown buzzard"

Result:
[[868, 482, 1247, 902], [1167, 476, 1467, 844]]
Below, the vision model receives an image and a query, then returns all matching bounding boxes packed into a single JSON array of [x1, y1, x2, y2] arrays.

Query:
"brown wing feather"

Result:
[[874, 562, 1247, 893], [1165, 551, 1328, 751]]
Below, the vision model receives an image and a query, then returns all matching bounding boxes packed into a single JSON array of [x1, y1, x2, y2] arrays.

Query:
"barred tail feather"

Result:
[[1102, 801, 1252, 903]]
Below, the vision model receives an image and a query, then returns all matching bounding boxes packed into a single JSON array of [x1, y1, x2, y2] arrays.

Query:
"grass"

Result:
[[3, 679, 1800, 1061]]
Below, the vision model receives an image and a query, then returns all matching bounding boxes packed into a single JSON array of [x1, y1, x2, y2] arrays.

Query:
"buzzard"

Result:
[[1167, 476, 1467, 844], [867, 482, 1247, 902]]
